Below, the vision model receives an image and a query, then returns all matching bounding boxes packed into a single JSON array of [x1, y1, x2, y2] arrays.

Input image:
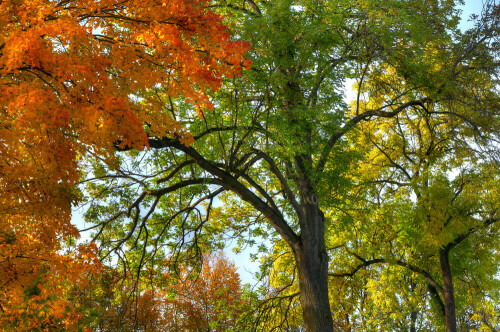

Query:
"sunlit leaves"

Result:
[[0, 0, 249, 327]]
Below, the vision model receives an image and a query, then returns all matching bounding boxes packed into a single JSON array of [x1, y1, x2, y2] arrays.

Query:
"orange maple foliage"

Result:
[[76, 252, 248, 331], [162, 252, 248, 331], [0, 0, 249, 328]]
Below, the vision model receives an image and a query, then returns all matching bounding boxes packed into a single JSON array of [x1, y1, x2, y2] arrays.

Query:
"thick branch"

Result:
[[150, 178, 222, 197], [328, 246, 444, 295], [445, 215, 498, 251], [252, 149, 304, 221], [329, 258, 385, 277], [147, 137, 301, 249], [316, 98, 428, 174]]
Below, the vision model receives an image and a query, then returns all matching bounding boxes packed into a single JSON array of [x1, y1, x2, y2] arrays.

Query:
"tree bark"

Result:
[[439, 249, 457, 332], [293, 202, 334, 331], [410, 311, 417, 332], [410, 280, 417, 332], [345, 314, 352, 332]]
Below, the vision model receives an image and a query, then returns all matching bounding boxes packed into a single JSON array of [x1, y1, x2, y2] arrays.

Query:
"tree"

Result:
[[162, 251, 251, 331], [81, 0, 500, 330], [71, 251, 251, 331], [325, 3, 500, 329], [0, 0, 249, 327], [328, 109, 499, 330]]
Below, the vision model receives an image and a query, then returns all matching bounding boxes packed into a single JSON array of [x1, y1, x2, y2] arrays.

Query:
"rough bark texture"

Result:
[[439, 249, 457, 332], [294, 202, 334, 331]]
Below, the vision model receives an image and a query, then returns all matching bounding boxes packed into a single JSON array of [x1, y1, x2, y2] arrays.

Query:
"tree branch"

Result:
[[316, 98, 429, 174], [147, 137, 301, 249]]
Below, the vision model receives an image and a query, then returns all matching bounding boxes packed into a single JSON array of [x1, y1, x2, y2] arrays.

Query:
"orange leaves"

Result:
[[1, 0, 250, 151], [161, 252, 248, 331], [0, 233, 102, 330], [0, 0, 249, 328], [79, 252, 248, 331]]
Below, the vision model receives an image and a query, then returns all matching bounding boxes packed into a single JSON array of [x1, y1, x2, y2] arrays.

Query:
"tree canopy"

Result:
[[0, 0, 248, 328], [1, 0, 499, 331]]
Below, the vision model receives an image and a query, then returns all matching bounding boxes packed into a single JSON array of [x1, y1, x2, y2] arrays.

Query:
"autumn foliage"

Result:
[[73, 252, 249, 331], [162, 252, 249, 331], [0, 0, 249, 328]]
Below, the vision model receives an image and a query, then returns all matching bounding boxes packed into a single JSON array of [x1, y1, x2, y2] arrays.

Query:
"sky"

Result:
[[459, 0, 487, 30], [71, 0, 490, 286]]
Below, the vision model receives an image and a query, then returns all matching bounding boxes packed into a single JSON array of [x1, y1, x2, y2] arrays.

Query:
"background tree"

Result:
[[327, 4, 500, 329], [71, 251, 251, 331], [329, 113, 499, 330], [162, 251, 251, 331]]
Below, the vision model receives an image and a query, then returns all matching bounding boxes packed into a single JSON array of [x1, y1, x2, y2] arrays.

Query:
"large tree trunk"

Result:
[[293, 201, 334, 331], [439, 249, 457, 332]]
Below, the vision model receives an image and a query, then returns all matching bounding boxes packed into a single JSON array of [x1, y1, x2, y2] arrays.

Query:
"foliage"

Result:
[[0, 0, 249, 328], [327, 10, 500, 327], [162, 251, 252, 331], [72, 251, 252, 331], [1, 0, 499, 330]]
